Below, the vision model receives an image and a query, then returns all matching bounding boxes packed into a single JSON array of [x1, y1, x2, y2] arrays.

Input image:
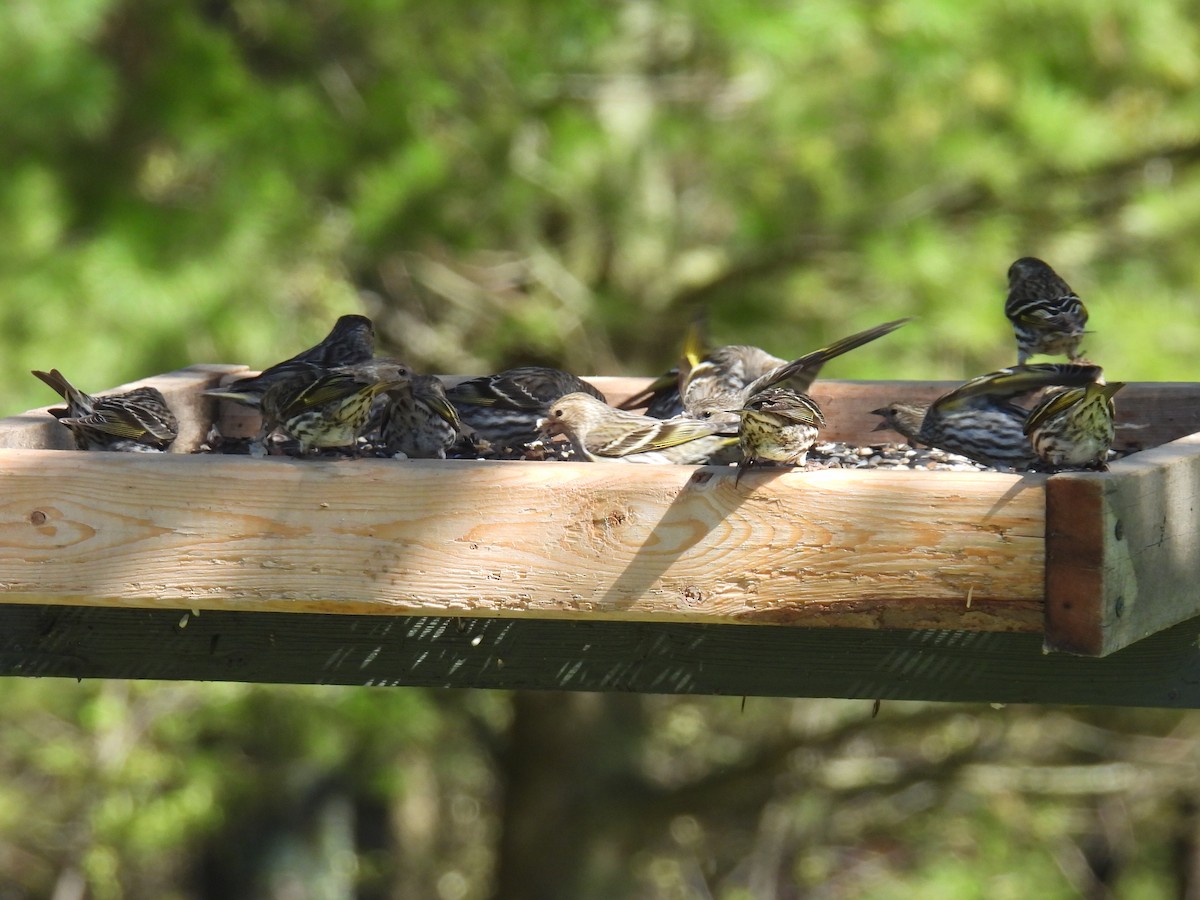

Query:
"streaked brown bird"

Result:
[[32, 368, 179, 452], [734, 387, 826, 484], [1024, 380, 1125, 469], [871, 363, 1104, 469], [1005, 257, 1089, 365], [539, 392, 739, 465], [207, 314, 376, 408], [380, 374, 463, 460], [622, 319, 909, 423], [257, 358, 411, 455], [682, 318, 910, 424], [448, 366, 606, 451]]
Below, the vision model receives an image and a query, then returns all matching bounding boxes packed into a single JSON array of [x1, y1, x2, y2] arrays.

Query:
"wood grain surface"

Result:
[[0, 449, 1045, 631], [1047, 432, 1200, 655]]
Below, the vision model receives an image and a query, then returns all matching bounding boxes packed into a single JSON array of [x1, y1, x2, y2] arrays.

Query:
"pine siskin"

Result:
[[207, 314, 376, 408], [258, 358, 412, 455], [871, 363, 1104, 469], [448, 366, 606, 451], [685, 318, 911, 424], [1023, 380, 1125, 470], [734, 387, 826, 484], [681, 345, 788, 418], [1005, 257, 1089, 365], [539, 392, 739, 465], [622, 318, 909, 422], [380, 374, 463, 460], [31, 368, 179, 452], [872, 398, 1034, 469]]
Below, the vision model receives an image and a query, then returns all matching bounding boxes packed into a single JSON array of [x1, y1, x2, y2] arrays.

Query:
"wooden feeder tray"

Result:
[[2, 365, 1200, 704]]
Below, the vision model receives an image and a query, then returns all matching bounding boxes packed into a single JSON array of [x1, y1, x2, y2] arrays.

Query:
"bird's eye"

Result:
[[553, 408, 563, 417]]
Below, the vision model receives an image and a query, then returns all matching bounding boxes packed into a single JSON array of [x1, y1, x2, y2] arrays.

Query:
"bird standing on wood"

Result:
[[734, 387, 826, 484], [257, 358, 412, 455], [539, 392, 739, 464], [621, 319, 909, 422], [380, 374, 464, 459], [448, 366, 606, 452], [871, 363, 1104, 469], [31, 368, 179, 452], [1024, 380, 1125, 470], [206, 314, 376, 409], [1005, 257, 1089, 365], [681, 318, 910, 425]]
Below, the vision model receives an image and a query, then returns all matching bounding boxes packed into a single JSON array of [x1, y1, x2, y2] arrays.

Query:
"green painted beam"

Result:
[[3, 605, 1200, 707]]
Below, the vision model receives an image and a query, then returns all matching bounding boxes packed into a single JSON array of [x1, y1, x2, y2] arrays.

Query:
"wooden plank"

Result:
[[0, 450, 1045, 631], [1107, 383, 1200, 453], [1045, 433, 1200, 656], [5, 603, 1200, 708], [7, 369, 1200, 659], [2, 364, 249, 453], [1044, 475, 1106, 654]]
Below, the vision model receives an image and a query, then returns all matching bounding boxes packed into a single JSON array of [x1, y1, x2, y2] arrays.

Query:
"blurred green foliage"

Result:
[[5, 0, 1200, 417], [4, 0, 1200, 897]]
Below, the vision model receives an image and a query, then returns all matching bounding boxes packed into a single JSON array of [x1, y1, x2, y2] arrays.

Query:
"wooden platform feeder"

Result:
[[2, 365, 1200, 707]]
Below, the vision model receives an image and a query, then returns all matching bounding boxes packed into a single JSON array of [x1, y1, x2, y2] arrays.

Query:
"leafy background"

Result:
[[3, 1, 1200, 897]]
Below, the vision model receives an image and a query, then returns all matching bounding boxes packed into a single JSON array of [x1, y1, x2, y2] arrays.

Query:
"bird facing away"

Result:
[[380, 374, 464, 459], [1005, 257, 1089, 365], [1024, 380, 1126, 469], [206, 314, 376, 409], [31, 368, 179, 452], [539, 392, 739, 464], [257, 358, 412, 455], [871, 363, 1105, 469], [734, 387, 826, 484], [683, 318, 911, 425], [447, 366, 606, 451]]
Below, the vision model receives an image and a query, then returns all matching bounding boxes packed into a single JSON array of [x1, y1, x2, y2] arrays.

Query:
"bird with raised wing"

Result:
[[871, 363, 1105, 469]]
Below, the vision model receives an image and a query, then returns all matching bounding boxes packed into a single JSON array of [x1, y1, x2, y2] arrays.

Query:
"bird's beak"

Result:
[[537, 416, 563, 438]]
